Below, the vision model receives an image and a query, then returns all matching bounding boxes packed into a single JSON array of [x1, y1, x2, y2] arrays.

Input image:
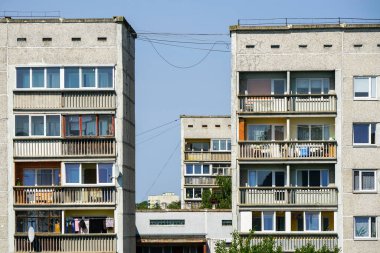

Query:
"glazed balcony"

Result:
[[13, 186, 116, 206], [239, 141, 336, 161], [247, 234, 338, 252], [184, 151, 231, 162], [13, 138, 116, 158], [14, 233, 116, 252], [13, 90, 116, 111], [185, 177, 218, 186], [238, 94, 337, 114], [239, 187, 338, 206]]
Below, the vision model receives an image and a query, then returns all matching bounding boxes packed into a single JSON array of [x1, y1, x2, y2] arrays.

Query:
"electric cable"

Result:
[[137, 118, 179, 136], [137, 123, 179, 145]]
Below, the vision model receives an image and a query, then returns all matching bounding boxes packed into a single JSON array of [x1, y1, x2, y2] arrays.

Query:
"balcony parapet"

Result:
[[14, 233, 116, 252], [184, 151, 231, 162], [13, 186, 116, 206], [239, 187, 338, 206], [239, 141, 336, 160], [13, 138, 116, 158], [238, 94, 337, 114]]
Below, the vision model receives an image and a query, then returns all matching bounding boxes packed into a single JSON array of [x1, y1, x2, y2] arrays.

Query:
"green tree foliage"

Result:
[[136, 201, 148, 210], [294, 244, 340, 253], [201, 176, 232, 209], [167, 201, 181, 209], [215, 231, 282, 253]]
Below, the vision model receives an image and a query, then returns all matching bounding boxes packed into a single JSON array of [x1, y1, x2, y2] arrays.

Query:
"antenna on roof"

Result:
[[0, 11, 61, 19]]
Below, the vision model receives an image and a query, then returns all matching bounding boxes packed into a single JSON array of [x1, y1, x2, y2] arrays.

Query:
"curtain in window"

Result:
[[82, 115, 96, 136], [362, 172, 375, 190], [354, 78, 369, 97], [247, 79, 271, 95], [355, 217, 369, 237]]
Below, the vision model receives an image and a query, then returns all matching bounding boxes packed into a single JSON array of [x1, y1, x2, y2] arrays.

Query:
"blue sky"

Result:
[[1, 0, 379, 202]]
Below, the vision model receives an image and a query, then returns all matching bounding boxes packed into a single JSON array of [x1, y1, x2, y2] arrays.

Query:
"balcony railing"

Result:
[[14, 233, 116, 252], [14, 186, 116, 206], [247, 234, 337, 252], [185, 177, 218, 185], [13, 138, 116, 158], [239, 94, 337, 114], [239, 187, 338, 206], [184, 151, 231, 162], [13, 90, 116, 110], [239, 141, 336, 160]]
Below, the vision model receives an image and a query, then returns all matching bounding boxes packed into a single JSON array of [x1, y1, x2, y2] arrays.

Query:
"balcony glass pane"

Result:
[[297, 171, 308, 187], [82, 67, 96, 87], [321, 170, 329, 187], [257, 171, 272, 186], [194, 165, 202, 174], [248, 171, 256, 186], [353, 124, 369, 144], [65, 164, 80, 183], [194, 188, 202, 198], [297, 125, 309, 140], [64, 67, 79, 88], [311, 125, 323, 140], [15, 115, 29, 136], [355, 217, 369, 237], [371, 78, 376, 98], [323, 79, 330, 94], [31, 116, 44, 136], [17, 68, 30, 88], [23, 169, 35, 186], [46, 115, 60, 136], [362, 172, 375, 190], [220, 140, 226, 150], [66, 116, 79, 136], [212, 140, 219, 150], [99, 163, 113, 183], [371, 123, 376, 144], [32, 68, 44, 88], [227, 139, 231, 150], [273, 80, 285, 95], [252, 212, 261, 231], [263, 212, 274, 231], [310, 80, 322, 94], [309, 170, 321, 186], [47, 68, 60, 88], [247, 79, 271, 95], [186, 165, 193, 174], [186, 189, 193, 198], [296, 79, 309, 94], [99, 115, 113, 136], [203, 165, 210, 174], [274, 126, 284, 140], [305, 212, 319, 231], [82, 115, 96, 136], [275, 171, 285, 186], [371, 217, 376, 238], [98, 67, 113, 88], [353, 171, 360, 190], [37, 169, 53, 186]]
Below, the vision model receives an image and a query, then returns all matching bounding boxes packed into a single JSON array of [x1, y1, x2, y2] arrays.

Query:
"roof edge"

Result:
[[180, 115, 230, 119]]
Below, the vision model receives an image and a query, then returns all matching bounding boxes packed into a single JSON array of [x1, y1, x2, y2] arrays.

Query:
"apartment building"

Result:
[[230, 20, 380, 252], [148, 192, 179, 209], [180, 115, 231, 209], [0, 16, 136, 253]]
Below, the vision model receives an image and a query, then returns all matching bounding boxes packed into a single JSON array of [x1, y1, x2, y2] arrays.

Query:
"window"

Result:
[[296, 78, 329, 94], [212, 139, 231, 151], [247, 125, 285, 141], [245, 79, 285, 95], [16, 67, 114, 89], [353, 123, 376, 145], [65, 163, 113, 185], [263, 212, 275, 231], [222, 220, 232, 226], [297, 170, 329, 187], [16, 211, 61, 233], [305, 212, 320, 231], [185, 164, 211, 175], [15, 115, 60, 137], [297, 125, 330, 140], [354, 170, 376, 191], [251, 211, 285, 232], [185, 142, 210, 151], [354, 77, 377, 99], [64, 115, 114, 137], [23, 168, 60, 186], [354, 217, 376, 239], [185, 188, 205, 199], [248, 170, 285, 187], [150, 220, 185, 226], [212, 166, 230, 176]]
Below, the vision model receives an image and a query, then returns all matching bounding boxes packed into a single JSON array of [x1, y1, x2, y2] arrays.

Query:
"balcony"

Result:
[[14, 186, 116, 207], [239, 141, 336, 161], [13, 138, 116, 158], [184, 151, 231, 162], [247, 234, 338, 252], [14, 233, 116, 252], [13, 90, 116, 111], [239, 187, 338, 206], [239, 94, 337, 114], [185, 177, 218, 186]]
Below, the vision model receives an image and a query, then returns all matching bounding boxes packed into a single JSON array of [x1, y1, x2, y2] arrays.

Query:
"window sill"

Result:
[[352, 144, 377, 148], [353, 238, 378, 241], [353, 98, 378, 101], [353, 190, 378, 194]]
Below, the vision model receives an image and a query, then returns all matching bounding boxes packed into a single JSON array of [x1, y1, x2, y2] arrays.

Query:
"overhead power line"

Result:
[[137, 118, 179, 136], [138, 38, 230, 52], [137, 123, 179, 146]]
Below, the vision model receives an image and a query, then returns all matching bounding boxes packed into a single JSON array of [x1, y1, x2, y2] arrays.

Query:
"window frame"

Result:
[[353, 76, 377, 100], [295, 78, 330, 95], [354, 216, 377, 240], [295, 169, 329, 187], [353, 123, 376, 146], [247, 124, 286, 141], [15, 114, 61, 137], [185, 187, 205, 200], [63, 163, 114, 186], [304, 211, 321, 232], [211, 139, 231, 151], [23, 168, 60, 186], [296, 124, 330, 141], [185, 164, 211, 176], [63, 114, 115, 138], [353, 170, 377, 193], [15, 66, 115, 90], [247, 169, 285, 187]]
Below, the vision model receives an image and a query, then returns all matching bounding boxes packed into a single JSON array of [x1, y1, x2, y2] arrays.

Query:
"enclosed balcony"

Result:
[[14, 234, 116, 253], [238, 71, 336, 114], [184, 139, 231, 162], [14, 186, 116, 206], [13, 138, 116, 158]]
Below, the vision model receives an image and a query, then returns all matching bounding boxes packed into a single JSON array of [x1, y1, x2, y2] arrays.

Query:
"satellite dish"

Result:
[[28, 226, 35, 243]]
